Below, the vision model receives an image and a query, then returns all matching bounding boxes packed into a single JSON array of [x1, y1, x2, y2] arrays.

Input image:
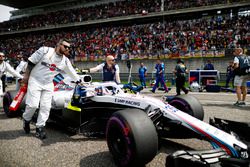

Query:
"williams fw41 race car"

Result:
[[2, 74, 250, 167]]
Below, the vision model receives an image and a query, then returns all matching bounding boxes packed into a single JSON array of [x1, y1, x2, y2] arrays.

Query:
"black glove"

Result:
[[76, 79, 82, 84]]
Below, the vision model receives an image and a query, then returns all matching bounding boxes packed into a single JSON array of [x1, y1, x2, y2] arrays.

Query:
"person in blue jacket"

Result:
[[203, 59, 215, 85], [138, 62, 147, 88], [204, 59, 214, 70], [160, 62, 166, 88], [151, 59, 168, 93]]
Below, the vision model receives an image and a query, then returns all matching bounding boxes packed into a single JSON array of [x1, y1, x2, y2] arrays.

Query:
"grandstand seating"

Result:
[[0, 0, 248, 32], [0, 0, 249, 74], [0, 14, 249, 62]]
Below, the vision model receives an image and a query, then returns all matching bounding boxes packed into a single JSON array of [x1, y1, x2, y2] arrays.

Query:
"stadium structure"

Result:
[[0, 0, 250, 81]]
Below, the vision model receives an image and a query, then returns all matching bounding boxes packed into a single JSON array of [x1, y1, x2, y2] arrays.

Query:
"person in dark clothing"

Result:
[[203, 59, 215, 85], [174, 59, 189, 95], [204, 60, 214, 70], [225, 61, 235, 88]]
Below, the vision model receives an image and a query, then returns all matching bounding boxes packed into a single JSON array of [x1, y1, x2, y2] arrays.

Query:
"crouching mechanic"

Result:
[[21, 39, 81, 139], [84, 55, 121, 83]]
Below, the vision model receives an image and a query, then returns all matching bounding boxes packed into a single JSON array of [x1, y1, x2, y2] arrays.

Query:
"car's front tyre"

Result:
[[106, 109, 158, 167], [168, 95, 204, 120]]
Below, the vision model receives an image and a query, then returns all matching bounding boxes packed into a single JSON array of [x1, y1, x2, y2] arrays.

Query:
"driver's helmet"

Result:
[[190, 81, 201, 92]]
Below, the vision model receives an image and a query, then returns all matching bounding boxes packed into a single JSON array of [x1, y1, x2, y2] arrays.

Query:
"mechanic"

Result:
[[232, 48, 250, 106], [173, 59, 189, 95], [0, 52, 24, 93], [138, 62, 147, 88], [15, 54, 28, 90], [85, 55, 121, 83], [16, 54, 28, 74], [21, 39, 81, 139], [151, 59, 168, 93]]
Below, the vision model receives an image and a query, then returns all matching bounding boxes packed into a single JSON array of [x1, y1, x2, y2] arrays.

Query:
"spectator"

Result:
[[232, 48, 250, 106], [174, 59, 189, 95], [0, 0, 236, 32], [225, 61, 235, 88], [87, 55, 121, 83], [0, 13, 249, 61], [151, 59, 168, 93], [138, 62, 147, 88]]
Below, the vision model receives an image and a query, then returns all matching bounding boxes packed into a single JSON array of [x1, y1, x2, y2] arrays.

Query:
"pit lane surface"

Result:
[[0, 86, 249, 167]]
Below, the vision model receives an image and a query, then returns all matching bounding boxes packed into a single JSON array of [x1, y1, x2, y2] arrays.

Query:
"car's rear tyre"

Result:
[[168, 95, 204, 120], [106, 109, 158, 167], [3, 90, 24, 117]]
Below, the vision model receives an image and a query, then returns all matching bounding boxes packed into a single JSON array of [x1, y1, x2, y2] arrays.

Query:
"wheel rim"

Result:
[[107, 118, 133, 166], [109, 125, 128, 157]]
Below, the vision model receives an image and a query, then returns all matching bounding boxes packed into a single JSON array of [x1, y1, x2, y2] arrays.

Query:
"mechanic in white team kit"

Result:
[[0, 52, 24, 95], [85, 55, 121, 83], [22, 39, 81, 139], [15, 54, 28, 90]]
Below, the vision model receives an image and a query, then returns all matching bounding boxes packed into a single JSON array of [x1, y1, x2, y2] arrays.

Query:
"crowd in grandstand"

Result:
[[0, 0, 246, 32], [0, 0, 249, 61], [1, 13, 249, 61]]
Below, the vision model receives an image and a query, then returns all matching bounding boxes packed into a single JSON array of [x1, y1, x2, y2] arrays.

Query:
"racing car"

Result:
[[2, 74, 249, 167]]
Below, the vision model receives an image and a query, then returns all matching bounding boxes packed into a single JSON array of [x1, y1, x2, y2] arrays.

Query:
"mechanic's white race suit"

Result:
[[0, 61, 24, 96], [22, 47, 80, 127], [15, 60, 28, 90]]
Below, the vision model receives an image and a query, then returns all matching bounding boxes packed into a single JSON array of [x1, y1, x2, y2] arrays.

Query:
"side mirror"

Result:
[[81, 75, 92, 83]]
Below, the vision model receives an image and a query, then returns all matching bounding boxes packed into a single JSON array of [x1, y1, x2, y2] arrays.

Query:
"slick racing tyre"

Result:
[[106, 109, 158, 167], [168, 95, 204, 120], [3, 90, 24, 117]]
